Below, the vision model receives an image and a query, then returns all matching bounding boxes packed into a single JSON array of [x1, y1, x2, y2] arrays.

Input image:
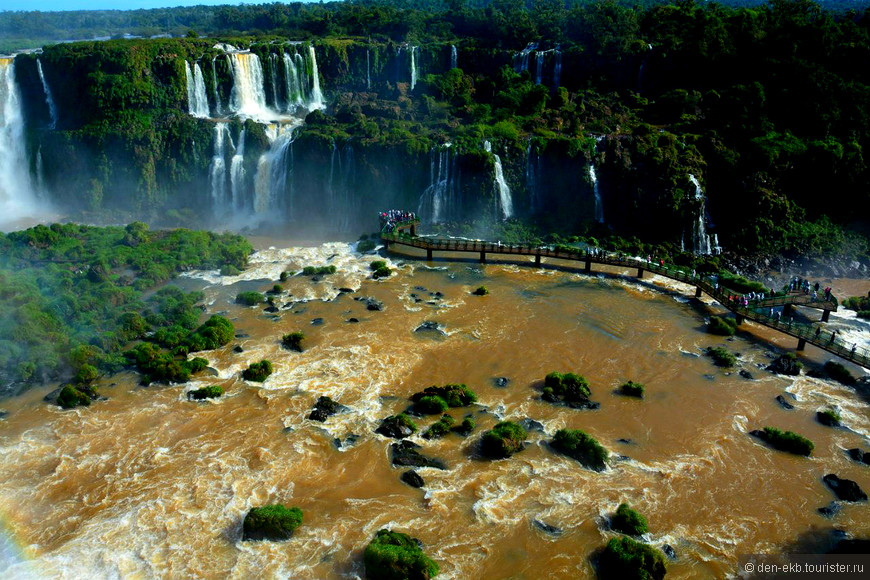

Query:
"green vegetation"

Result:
[[717, 271, 768, 295], [618, 381, 645, 398], [542, 371, 591, 403], [817, 409, 842, 427], [551, 429, 608, 471], [706, 347, 737, 367], [242, 505, 303, 541], [0, 223, 250, 389], [188, 385, 224, 400], [363, 529, 439, 580], [370, 260, 391, 279], [242, 360, 273, 382], [268, 284, 283, 295], [611, 503, 649, 536], [707, 316, 737, 336], [411, 384, 477, 408], [281, 332, 305, 352], [182, 316, 234, 354], [302, 265, 337, 276], [422, 415, 455, 440], [451, 417, 475, 436], [842, 296, 870, 313], [598, 536, 667, 580], [472, 286, 489, 296], [377, 413, 418, 438], [236, 292, 265, 306], [357, 239, 376, 253], [824, 361, 856, 385], [756, 427, 815, 456], [57, 384, 93, 409], [125, 342, 209, 385], [414, 395, 449, 415], [481, 421, 527, 459]]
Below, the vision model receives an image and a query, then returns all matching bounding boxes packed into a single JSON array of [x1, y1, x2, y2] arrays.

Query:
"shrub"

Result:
[[757, 427, 814, 456], [544, 371, 591, 402], [415, 395, 449, 415], [243, 360, 273, 382], [57, 384, 91, 409], [363, 529, 439, 580], [242, 505, 303, 541], [376, 413, 418, 438], [842, 296, 870, 312], [370, 260, 387, 271], [707, 315, 737, 336], [267, 284, 283, 294], [74, 364, 100, 384], [598, 536, 666, 580], [371, 260, 392, 279], [452, 417, 475, 435], [357, 239, 376, 253], [717, 271, 767, 294], [481, 421, 527, 459], [817, 409, 841, 427], [611, 503, 649, 536], [411, 384, 477, 408], [124, 342, 207, 384], [279, 271, 290, 282], [236, 291, 265, 306], [282, 332, 305, 352], [824, 361, 856, 385], [551, 429, 608, 471], [706, 347, 736, 367], [472, 286, 489, 296], [302, 265, 337, 276], [619, 381, 644, 398], [185, 315, 234, 352], [188, 385, 224, 400], [220, 264, 241, 276], [423, 415, 455, 439]]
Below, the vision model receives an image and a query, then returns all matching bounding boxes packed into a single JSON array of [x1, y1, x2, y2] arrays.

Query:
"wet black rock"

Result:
[[434, 291, 444, 298], [617, 438, 634, 445], [847, 448, 870, 466], [233, 345, 244, 353], [264, 305, 279, 313], [775, 395, 795, 410], [0, 410, 8, 420], [414, 286, 427, 292], [823, 474, 868, 502], [311, 318, 324, 326], [282, 426, 294, 433], [519, 418, 545, 433], [493, 377, 510, 388], [376, 415, 416, 439], [663, 545, 677, 560], [816, 410, 841, 427], [739, 369, 754, 380], [415, 321, 446, 337], [332, 434, 360, 450], [355, 296, 384, 311], [391, 441, 446, 469], [309, 396, 346, 422], [347, 318, 359, 323], [532, 520, 562, 536], [829, 539, 870, 554], [818, 502, 842, 518], [338, 287, 354, 293], [768, 354, 802, 376], [235, 332, 250, 338], [400, 470, 425, 488]]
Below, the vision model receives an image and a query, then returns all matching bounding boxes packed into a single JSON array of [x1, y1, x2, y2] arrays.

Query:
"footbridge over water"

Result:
[[380, 218, 867, 370]]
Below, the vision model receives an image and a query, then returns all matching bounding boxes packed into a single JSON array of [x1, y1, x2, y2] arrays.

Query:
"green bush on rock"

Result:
[[472, 286, 489, 296], [57, 384, 92, 409], [282, 332, 305, 352], [236, 291, 265, 306], [611, 503, 649, 536], [542, 371, 594, 406], [752, 427, 814, 456], [242, 505, 303, 541], [707, 316, 737, 336], [357, 239, 376, 253], [243, 360, 273, 382], [598, 536, 666, 580], [551, 429, 608, 471], [452, 417, 475, 436], [423, 415, 455, 439], [706, 347, 736, 367], [411, 384, 477, 408], [619, 381, 645, 398], [481, 421, 527, 459], [824, 361, 856, 385], [302, 265, 337, 276], [363, 529, 439, 580], [370, 260, 392, 279], [184, 315, 234, 352], [188, 385, 223, 400], [414, 395, 449, 415]]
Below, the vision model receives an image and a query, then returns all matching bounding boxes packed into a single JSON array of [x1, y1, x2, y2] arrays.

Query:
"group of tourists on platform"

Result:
[[789, 277, 833, 302], [379, 210, 417, 233]]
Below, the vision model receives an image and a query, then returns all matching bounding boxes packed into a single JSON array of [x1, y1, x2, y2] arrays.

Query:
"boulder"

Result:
[[847, 448, 870, 466], [768, 354, 802, 376], [332, 434, 360, 450], [775, 395, 795, 410], [391, 441, 446, 469], [347, 318, 359, 323], [311, 317, 324, 326], [355, 296, 384, 311], [233, 345, 244, 353], [308, 396, 346, 422], [532, 519, 562, 536], [662, 545, 677, 560], [376, 415, 417, 439], [818, 501, 841, 518], [519, 418, 545, 433], [823, 474, 868, 502], [493, 377, 510, 388], [739, 369, 754, 380], [400, 470, 425, 488]]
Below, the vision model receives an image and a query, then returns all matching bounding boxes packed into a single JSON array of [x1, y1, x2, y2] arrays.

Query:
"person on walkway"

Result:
[[815, 327, 821, 338], [829, 330, 837, 344]]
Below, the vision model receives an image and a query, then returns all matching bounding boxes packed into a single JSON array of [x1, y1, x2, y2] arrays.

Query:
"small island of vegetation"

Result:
[[364, 529, 439, 580], [242, 504, 303, 541]]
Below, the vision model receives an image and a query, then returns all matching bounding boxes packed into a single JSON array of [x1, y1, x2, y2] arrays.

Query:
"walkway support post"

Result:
[[426, 248, 433, 261], [797, 338, 806, 351], [585, 256, 592, 273], [822, 310, 830, 323], [637, 268, 644, 278], [479, 251, 486, 263], [695, 286, 702, 298], [735, 314, 744, 325], [535, 254, 541, 266], [410, 224, 417, 236], [783, 303, 793, 317]]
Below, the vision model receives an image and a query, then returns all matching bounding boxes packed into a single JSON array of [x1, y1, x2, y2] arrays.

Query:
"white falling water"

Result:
[[36, 59, 58, 129], [484, 140, 513, 220], [229, 52, 269, 120], [590, 164, 604, 223], [514, 43, 537, 73], [450, 45, 458, 69], [308, 45, 324, 108], [282, 53, 303, 109], [211, 57, 221, 115], [410, 46, 418, 90], [366, 49, 371, 89], [418, 146, 453, 224], [553, 49, 562, 88], [268, 53, 280, 109], [254, 123, 296, 216], [295, 53, 309, 103], [535, 52, 544, 84], [185, 61, 210, 118], [209, 123, 229, 214], [688, 174, 712, 255], [0, 59, 40, 225], [526, 141, 540, 214], [230, 128, 247, 210]]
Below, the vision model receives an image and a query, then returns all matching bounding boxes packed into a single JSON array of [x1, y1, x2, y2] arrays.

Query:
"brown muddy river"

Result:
[[0, 240, 868, 579]]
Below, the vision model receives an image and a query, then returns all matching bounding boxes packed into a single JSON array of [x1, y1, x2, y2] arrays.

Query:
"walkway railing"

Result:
[[380, 224, 867, 370]]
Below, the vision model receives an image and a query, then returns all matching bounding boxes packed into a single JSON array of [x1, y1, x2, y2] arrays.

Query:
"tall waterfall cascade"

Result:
[[366, 49, 371, 89], [525, 142, 541, 214], [514, 45, 561, 86], [211, 57, 221, 115], [326, 140, 356, 231], [418, 145, 457, 224], [688, 174, 715, 255], [36, 60, 58, 129], [450, 45, 458, 69], [185, 61, 210, 118], [0, 59, 41, 225], [589, 165, 604, 223], [308, 45, 324, 108], [209, 123, 229, 214], [254, 123, 297, 216], [230, 128, 247, 211], [514, 43, 537, 74], [484, 140, 513, 220], [410, 46, 419, 90], [229, 53, 268, 120]]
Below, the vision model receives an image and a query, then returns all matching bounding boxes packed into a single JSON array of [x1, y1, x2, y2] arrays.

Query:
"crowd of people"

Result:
[[789, 276, 833, 302], [379, 210, 417, 233]]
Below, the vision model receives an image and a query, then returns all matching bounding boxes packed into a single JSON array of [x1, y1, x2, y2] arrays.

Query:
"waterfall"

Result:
[[253, 124, 296, 216], [211, 57, 221, 115], [688, 174, 712, 255], [484, 140, 513, 220], [514, 43, 536, 74], [410, 46, 418, 90], [327, 140, 338, 213], [308, 45, 324, 108], [590, 165, 604, 223], [209, 123, 229, 214], [185, 61, 209, 118], [525, 141, 541, 214], [282, 52, 302, 109], [229, 52, 269, 119], [0, 59, 40, 224], [36, 59, 57, 129], [366, 49, 371, 90], [553, 49, 562, 88], [338, 142, 355, 231], [535, 52, 544, 84], [450, 45, 458, 69], [230, 128, 247, 211], [295, 53, 309, 104], [268, 53, 280, 110], [418, 146, 454, 224]]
